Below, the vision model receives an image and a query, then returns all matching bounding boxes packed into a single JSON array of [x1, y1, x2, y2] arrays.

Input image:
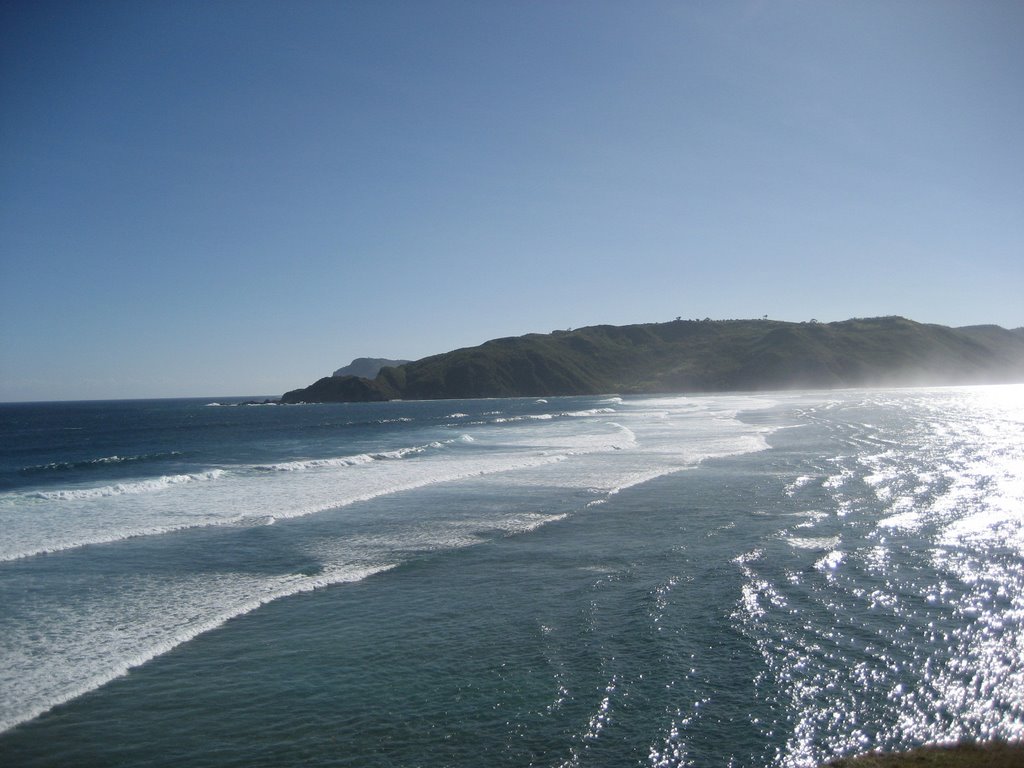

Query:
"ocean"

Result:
[[0, 387, 1021, 767]]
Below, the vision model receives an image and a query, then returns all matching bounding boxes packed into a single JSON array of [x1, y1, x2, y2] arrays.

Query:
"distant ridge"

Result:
[[332, 358, 411, 379], [282, 317, 1024, 403]]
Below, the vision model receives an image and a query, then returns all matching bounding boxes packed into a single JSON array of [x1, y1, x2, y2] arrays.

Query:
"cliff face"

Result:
[[280, 317, 1024, 404]]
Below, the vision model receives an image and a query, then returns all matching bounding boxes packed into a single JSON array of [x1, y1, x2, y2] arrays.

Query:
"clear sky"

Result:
[[2, 1, 1022, 401]]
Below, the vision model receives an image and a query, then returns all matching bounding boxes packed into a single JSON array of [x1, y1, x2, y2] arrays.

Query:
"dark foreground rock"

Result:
[[823, 742, 1024, 767]]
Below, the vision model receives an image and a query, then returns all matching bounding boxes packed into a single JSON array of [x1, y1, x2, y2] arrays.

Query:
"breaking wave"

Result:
[[0, 562, 396, 735], [21, 452, 184, 474], [254, 441, 448, 472], [492, 407, 616, 424], [26, 470, 226, 500]]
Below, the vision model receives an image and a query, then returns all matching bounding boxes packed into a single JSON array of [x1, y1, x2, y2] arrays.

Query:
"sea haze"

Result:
[[0, 387, 1022, 766]]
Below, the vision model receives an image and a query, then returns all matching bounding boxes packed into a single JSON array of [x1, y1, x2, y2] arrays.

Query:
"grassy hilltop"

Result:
[[282, 316, 1024, 403]]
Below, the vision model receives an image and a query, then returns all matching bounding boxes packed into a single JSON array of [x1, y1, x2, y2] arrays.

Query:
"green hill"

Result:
[[281, 317, 1024, 403]]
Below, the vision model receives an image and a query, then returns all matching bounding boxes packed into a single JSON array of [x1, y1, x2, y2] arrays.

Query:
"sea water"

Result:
[[0, 387, 1021, 766]]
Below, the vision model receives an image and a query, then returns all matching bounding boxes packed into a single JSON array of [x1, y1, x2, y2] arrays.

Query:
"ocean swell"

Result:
[[26, 470, 226, 500]]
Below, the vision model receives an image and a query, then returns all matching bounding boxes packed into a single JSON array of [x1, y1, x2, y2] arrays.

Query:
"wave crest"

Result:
[[21, 451, 184, 475], [27, 470, 226, 501], [254, 441, 448, 472], [492, 407, 616, 424]]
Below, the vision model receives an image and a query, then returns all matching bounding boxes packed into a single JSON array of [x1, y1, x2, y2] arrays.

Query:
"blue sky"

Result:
[[2, 1, 1022, 401]]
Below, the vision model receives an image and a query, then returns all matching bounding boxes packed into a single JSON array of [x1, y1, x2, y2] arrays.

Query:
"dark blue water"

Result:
[[1, 388, 1022, 766]]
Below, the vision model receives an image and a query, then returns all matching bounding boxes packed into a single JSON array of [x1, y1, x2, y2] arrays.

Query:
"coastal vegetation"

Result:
[[822, 741, 1024, 767], [331, 357, 410, 379], [282, 316, 1024, 403]]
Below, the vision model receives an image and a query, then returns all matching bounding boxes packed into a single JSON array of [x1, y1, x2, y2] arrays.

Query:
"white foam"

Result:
[[32, 455, 117, 470], [787, 536, 841, 550], [877, 509, 923, 532], [491, 407, 615, 424], [256, 455, 376, 471], [0, 517, 249, 563], [0, 390, 785, 736], [449, 397, 772, 511], [22, 451, 183, 473], [605, 422, 637, 449], [255, 439, 462, 472], [0, 436, 576, 562], [785, 475, 815, 496], [815, 550, 844, 570], [26, 470, 226, 500], [0, 562, 395, 735]]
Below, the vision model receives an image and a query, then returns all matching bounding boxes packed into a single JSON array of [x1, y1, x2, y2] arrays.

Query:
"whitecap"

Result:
[[815, 549, 844, 570], [0, 563, 396, 735], [27, 470, 227, 501], [784, 475, 815, 496], [254, 441, 444, 472], [786, 535, 841, 550]]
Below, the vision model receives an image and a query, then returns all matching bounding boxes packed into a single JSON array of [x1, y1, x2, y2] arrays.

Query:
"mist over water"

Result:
[[0, 387, 1021, 766]]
